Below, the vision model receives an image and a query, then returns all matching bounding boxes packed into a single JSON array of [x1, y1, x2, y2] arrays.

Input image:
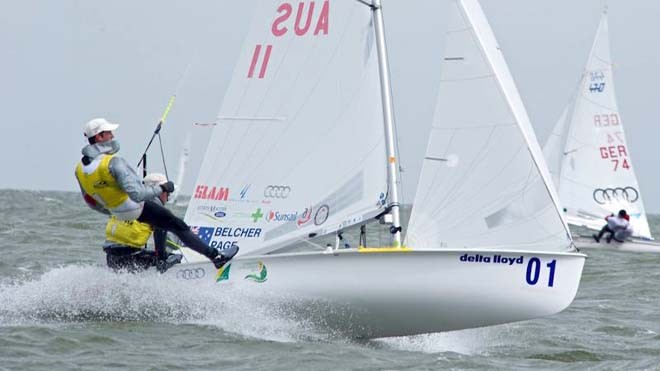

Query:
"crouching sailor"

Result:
[[593, 209, 632, 243], [103, 173, 182, 273], [75, 118, 238, 269]]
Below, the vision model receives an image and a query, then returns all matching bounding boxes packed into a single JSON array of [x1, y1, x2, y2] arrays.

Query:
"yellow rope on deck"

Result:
[[358, 246, 412, 253]]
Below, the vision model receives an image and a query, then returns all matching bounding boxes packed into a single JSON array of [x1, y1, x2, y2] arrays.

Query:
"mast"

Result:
[[371, 0, 402, 246]]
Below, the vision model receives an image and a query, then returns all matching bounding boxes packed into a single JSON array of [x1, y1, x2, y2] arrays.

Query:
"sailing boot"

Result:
[[593, 226, 609, 243], [209, 245, 239, 269], [156, 253, 183, 274]]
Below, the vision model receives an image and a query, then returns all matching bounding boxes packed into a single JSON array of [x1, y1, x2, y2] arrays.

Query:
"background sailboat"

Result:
[[169, 129, 191, 206], [165, 0, 585, 338], [543, 9, 659, 252]]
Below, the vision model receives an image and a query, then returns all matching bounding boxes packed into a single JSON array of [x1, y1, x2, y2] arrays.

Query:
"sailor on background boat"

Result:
[[593, 209, 633, 243], [74, 118, 237, 269], [103, 172, 182, 273]]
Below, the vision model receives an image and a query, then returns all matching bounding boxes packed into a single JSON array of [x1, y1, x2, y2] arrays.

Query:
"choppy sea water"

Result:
[[1, 189, 660, 370]]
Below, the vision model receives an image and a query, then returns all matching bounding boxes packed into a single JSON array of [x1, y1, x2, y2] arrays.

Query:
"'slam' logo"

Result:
[[194, 185, 229, 201]]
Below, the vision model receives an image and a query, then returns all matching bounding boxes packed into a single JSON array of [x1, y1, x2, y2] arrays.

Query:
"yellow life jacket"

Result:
[[75, 154, 128, 209], [105, 216, 153, 248]]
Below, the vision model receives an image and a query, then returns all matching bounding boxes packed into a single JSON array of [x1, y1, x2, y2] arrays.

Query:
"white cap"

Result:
[[84, 118, 119, 138], [143, 173, 168, 186]]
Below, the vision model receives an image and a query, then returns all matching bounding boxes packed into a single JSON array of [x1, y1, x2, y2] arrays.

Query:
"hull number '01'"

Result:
[[525, 258, 557, 287]]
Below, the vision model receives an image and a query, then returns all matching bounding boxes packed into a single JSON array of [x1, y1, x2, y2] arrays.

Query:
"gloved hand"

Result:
[[160, 181, 175, 193]]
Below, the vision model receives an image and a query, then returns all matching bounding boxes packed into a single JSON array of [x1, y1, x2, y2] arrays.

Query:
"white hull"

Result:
[[573, 234, 660, 253], [166, 249, 585, 338]]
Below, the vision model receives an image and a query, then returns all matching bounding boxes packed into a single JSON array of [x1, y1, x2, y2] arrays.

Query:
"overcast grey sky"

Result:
[[2, 1, 659, 210]]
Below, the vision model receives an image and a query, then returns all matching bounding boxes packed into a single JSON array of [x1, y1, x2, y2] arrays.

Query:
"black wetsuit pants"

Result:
[[137, 200, 216, 258], [153, 228, 167, 259], [596, 225, 615, 242]]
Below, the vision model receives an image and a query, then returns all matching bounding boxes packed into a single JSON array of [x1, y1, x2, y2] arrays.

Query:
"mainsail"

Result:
[[183, 1, 388, 259], [543, 10, 652, 239], [406, 0, 572, 252]]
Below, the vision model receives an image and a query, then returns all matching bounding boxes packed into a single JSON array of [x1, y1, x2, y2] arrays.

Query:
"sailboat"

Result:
[[169, 129, 191, 205], [543, 9, 659, 253], [165, 0, 585, 338]]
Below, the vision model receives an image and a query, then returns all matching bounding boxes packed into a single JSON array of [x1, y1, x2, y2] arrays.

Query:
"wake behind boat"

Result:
[[571, 234, 660, 253], [542, 9, 659, 252], [164, 0, 585, 338]]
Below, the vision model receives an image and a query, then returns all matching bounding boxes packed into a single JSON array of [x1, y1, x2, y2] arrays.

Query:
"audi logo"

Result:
[[264, 185, 291, 199], [176, 268, 206, 280], [593, 187, 639, 205]]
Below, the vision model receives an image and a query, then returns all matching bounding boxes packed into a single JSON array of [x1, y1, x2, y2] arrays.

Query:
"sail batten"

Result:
[[439, 73, 496, 82], [217, 116, 287, 121]]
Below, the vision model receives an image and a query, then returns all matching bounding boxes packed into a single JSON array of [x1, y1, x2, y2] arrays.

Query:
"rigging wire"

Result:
[[157, 132, 170, 180], [137, 61, 194, 178]]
